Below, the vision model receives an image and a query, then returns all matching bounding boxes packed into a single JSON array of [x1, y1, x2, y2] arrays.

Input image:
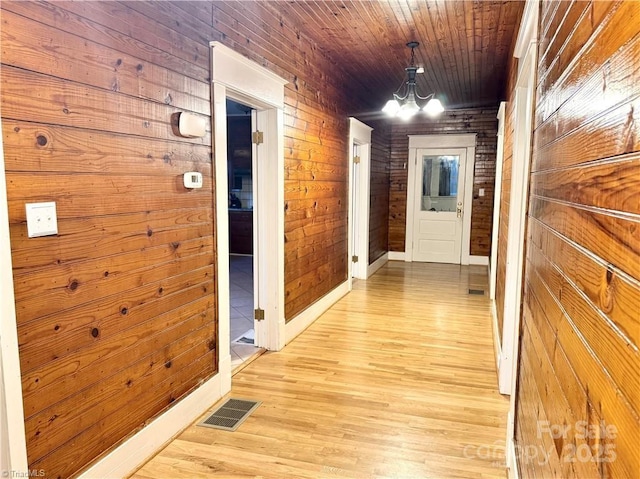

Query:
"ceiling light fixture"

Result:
[[382, 41, 444, 120]]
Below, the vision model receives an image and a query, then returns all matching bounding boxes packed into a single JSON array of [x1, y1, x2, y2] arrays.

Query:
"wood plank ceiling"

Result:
[[262, 0, 525, 113]]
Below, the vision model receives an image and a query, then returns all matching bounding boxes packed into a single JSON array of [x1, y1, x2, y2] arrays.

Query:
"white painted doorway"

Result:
[[210, 42, 288, 389], [412, 148, 467, 263], [348, 118, 372, 282], [405, 134, 476, 265]]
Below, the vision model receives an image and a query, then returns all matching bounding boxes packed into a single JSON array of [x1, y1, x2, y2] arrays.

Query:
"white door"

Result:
[[351, 143, 361, 277], [412, 148, 467, 263]]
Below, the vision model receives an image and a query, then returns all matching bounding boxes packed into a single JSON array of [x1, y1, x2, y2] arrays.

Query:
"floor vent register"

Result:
[[198, 398, 261, 432]]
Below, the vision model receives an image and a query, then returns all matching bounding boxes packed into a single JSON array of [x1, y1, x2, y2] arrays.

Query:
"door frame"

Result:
[[210, 43, 288, 387], [405, 134, 476, 264], [348, 118, 373, 282], [502, 1, 539, 476], [489, 102, 506, 302], [489, 102, 507, 370]]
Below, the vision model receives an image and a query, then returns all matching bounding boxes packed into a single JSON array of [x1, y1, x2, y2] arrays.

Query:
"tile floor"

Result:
[[229, 255, 262, 370]]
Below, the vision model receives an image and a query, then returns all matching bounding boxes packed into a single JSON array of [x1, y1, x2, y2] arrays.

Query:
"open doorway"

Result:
[[226, 99, 262, 371], [210, 42, 288, 389]]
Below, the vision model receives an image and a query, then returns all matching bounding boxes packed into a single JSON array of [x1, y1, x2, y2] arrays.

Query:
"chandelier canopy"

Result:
[[382, 41, 444, 120]]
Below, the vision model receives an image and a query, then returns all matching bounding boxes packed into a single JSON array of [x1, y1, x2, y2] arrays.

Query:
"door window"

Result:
[[421, 155, 460, 212]]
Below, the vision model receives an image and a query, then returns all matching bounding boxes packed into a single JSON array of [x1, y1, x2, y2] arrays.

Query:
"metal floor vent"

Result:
[[198, 398, 261, 432], [469, 289, 485, 295]]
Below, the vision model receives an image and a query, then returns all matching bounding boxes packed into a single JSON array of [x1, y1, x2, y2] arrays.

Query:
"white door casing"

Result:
[[490, 102, 507, 302], [412, 149, 467, 263], [210, 41, 288, 368], [406, 134, 476, 265], [348, 118, 373, 282]]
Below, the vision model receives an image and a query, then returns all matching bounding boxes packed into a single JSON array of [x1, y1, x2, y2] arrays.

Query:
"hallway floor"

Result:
[[132, 261, 509, 478]]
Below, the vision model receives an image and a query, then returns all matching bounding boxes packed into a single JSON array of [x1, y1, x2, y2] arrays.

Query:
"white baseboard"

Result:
[[507, 437, 519, 479], [388, 251, 405, 261], [469, 255, 489, 265], [491, 301, 503, 385], [367, 252, 388, 278], [78, 371, 229, 479], [285, 280, 349, 344]]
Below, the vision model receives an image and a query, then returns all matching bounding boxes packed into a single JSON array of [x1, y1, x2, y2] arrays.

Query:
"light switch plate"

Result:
[[26, 202, 58, 238], [479, 188, 485, 197]]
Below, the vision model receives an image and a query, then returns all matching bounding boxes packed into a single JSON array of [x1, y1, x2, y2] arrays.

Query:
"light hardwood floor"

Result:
[[131, 262, 509, 478]]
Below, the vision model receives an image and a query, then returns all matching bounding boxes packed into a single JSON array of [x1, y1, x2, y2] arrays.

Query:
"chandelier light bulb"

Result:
[[398, 99, 420, 120], [382, 99, 401, 116], [423, 98, 445, 117]]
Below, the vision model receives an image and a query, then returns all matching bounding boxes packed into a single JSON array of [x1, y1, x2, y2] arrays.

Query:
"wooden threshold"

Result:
[[131, 262, 509, 479]]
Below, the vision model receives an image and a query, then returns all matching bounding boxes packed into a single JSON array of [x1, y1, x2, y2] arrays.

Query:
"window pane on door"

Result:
[[421, 155, 459, 212]]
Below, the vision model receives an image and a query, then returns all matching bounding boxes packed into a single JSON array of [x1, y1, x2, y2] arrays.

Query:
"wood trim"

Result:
[[490, 102, 507, 300], [367, 252, 389, 278], [491, 301, 502, 375], [212, 82, 232, 376], [388, 252, 406, 261], [408, 133, 477, 148], [211, 47, 287, 353], [285, 280, 349, 344], [210, 42, 288, 109], [348, 118, 373, 282], [514, 0, 540, 60], [469, 256, 489, 266]]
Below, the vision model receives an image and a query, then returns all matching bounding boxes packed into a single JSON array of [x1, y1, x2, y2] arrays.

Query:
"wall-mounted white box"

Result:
[[25, 202, 58, 238]]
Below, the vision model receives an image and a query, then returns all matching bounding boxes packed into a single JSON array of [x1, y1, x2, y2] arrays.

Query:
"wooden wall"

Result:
[[513, 1, 640, 477], [1, 1, 361, 475], [494, 53, 519, 345], [387, 109, 498, 256], [368, 122, 391, 264]]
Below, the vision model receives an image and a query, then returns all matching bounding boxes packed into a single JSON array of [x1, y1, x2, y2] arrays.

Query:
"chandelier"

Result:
[[382, 41, 444, 120]]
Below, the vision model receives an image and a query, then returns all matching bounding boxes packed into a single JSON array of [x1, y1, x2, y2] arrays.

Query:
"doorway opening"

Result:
[[226, 99, 263, 372], [210, 41, 288, 389], [348, 118, 373, 282]]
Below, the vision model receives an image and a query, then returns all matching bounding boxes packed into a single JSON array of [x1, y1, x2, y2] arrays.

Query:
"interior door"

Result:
[[412, 148, 466, 263], [351, 143, 360, 277], [251, 110, 260, 341]]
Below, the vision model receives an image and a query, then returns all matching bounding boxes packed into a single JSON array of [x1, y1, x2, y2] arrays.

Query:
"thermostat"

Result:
[[183, 172, 203, 189]]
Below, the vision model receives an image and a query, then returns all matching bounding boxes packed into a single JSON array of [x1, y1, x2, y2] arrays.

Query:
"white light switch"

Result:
[[26, 202, 58, 238], [479, 188, 485, 197]]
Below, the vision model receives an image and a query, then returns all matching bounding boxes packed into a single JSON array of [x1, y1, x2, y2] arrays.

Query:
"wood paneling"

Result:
[[277, 1, 524, 110], [494, 51, 519, 345], [386, 109, 499, 256], [368, 121, 391, 264], [131, 262, 509, 479], [510, 1, 640, 477], [1, 2, 216, 476], [0, 0, 369, 475], [1, 1, 527, 475]]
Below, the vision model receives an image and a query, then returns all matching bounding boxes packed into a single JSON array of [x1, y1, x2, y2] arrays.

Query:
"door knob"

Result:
[[457, 206, 463, 218]]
